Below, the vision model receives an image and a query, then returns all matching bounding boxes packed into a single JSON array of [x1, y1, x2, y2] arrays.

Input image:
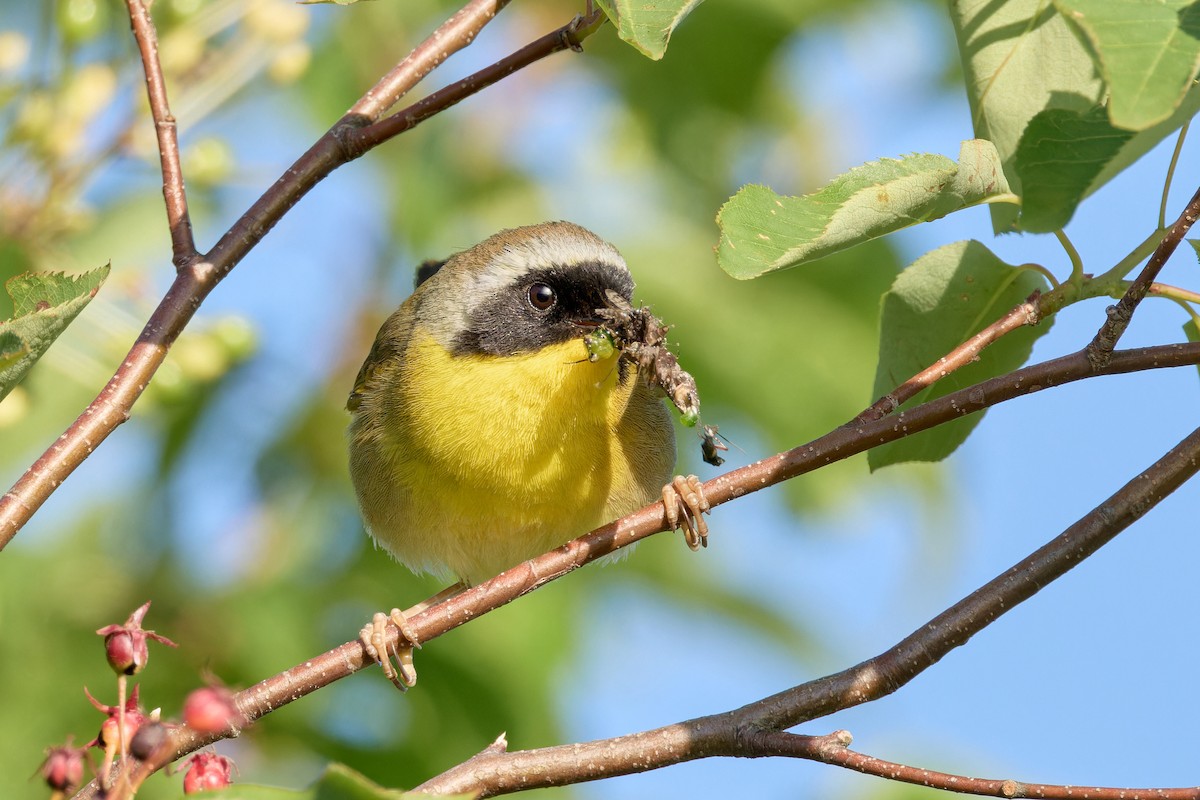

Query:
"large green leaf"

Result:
[[0, 265, 110, 402], [716, 140, 1009, 279], [1014, 105, 1135, 232], [1055, 0, 1200, 131], [953, 0, 1200, 232], [868, 241, 1052, 470], [594, 0, 705, 60]]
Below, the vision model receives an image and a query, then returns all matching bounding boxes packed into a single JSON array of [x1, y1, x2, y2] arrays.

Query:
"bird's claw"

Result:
[[662, 474, 711, 551], [359, 608, 420, 691]]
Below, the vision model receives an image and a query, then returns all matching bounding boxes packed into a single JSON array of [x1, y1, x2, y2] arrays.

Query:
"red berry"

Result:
[[183, 752, 234, 794], [96, 601, 178, 676], [183, 686, 243, 734], [40, 741, 86, 793]]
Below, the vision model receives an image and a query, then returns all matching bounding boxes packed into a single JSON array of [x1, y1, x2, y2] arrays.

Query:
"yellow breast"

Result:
[[360, 330, 674, 583]]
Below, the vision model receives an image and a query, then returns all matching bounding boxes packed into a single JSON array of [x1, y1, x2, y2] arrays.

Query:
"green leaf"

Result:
[[0, 265, 110, 402], [1055, 0, 1200, 131], [0, 331, 27, 374], [1189, 238, 1200, 263], [1185, 316, 1200, 381], [716, 140, 1010, 279], [188, 763, 426, 799], [1013, 105, 1135, 232], [868, 241, 1052, 470], [953, 0, 1200, 232], [594, 0, 705, 60]]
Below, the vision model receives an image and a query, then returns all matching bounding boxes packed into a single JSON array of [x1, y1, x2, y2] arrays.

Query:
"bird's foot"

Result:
[[662, 474, 711, 551], [360, 608, 420, 691]]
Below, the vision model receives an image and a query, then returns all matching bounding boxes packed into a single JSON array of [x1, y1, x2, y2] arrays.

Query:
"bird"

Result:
[[346, 221, 709, 687]]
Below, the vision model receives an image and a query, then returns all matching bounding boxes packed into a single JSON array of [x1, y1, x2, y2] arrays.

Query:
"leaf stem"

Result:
[[1160, 120, 1190, 231], [1054, 228, 1084, 287]]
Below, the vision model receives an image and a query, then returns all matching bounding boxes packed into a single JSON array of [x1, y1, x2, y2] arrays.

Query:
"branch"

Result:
[[753, 731, 1200, 800], [1087, 183, 1200, 366], [70, 339, 1200, 797], [0, 1, 597, 551], [346, 9, 607, 154], [407, 419, 1200, 796], [123, 0, 196, 266], [853, 291, 1042, 424]]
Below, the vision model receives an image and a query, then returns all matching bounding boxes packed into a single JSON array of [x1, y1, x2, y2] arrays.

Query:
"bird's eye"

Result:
[[527, 282, 556, 311]]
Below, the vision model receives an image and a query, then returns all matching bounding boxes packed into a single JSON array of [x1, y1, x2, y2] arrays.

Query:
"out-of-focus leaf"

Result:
[[868, 240, 1052, 470], [951, 0, 1200, 232], [594, 0, 705, 59], [188, 763, 414, 798], [0, 265, 109, 402], [1055, 0, 1200, 130], [1188, 239, 1200, 263], [623, 542, 820, 660], [717, 140, 1009, 278], [1013, 105, 1134, 232], [635, 226, 903, 512]]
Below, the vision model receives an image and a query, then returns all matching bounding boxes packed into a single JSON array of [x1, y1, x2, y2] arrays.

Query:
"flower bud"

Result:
[[85, 685, 147, 751], [183, 686, 244, 734], [40, 740, 86, 793], [182, 752, 234, 794], [96, 601, 178, 675]]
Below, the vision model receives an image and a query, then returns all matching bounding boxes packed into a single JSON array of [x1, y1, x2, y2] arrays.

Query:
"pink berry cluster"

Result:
[[39, 601, 246, 797]]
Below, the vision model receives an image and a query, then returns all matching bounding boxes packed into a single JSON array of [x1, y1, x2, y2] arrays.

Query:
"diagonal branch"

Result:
[[749, 731, 1200, 800], [123, 0, 196, 266], [0, 1, 596, 551], [346, 9, 606, 154], [410, 420, 1200, 796], [1087, 183, 1200, 366], [853, 291, 1042, 424], [69, 339, 1200, 798]]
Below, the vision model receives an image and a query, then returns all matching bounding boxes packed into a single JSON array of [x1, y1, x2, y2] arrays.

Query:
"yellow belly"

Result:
[[360, 331, 674, 584]]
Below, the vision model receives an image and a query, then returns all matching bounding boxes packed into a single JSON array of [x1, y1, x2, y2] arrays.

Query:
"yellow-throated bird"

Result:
[[347, 221, 708, 686]]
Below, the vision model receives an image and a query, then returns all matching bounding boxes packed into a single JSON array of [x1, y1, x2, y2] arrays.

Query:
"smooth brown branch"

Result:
[[753, 731, 1200, 800], [853, 292, 1042, 424], [347, 0, 512, 121], [123, 0, 196, 266], [348, 8, 607, 153], [1088, 183, 1200, 367], [68, 341, 1200, 799], [0, 0, 562, 549]]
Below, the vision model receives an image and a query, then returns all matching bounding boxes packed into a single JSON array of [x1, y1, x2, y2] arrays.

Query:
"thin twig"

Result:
[[0, 1, 597, 550], [68, 340, 1200, 798], [754, 731, 1200, 800], [852, 292, 1042, 424], [346, 9, 606, 154], [123, 0, 197, 266], [347, 0, 512, 121], [1087, 183, 1200, 367], [407, 420, 1200, 796]]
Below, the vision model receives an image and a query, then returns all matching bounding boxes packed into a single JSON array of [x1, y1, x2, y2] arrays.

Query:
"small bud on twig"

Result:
[[38, 737, 88, 794], [183, 685, 246, 734], [182, 752, 234, 794], [96, 601, 178, 675]]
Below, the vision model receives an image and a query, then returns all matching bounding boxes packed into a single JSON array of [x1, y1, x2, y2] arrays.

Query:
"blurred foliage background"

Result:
[[4, 0, 1156, 797]]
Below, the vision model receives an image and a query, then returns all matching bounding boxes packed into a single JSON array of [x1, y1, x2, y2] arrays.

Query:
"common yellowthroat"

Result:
[[347, 221, 709, 685]]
